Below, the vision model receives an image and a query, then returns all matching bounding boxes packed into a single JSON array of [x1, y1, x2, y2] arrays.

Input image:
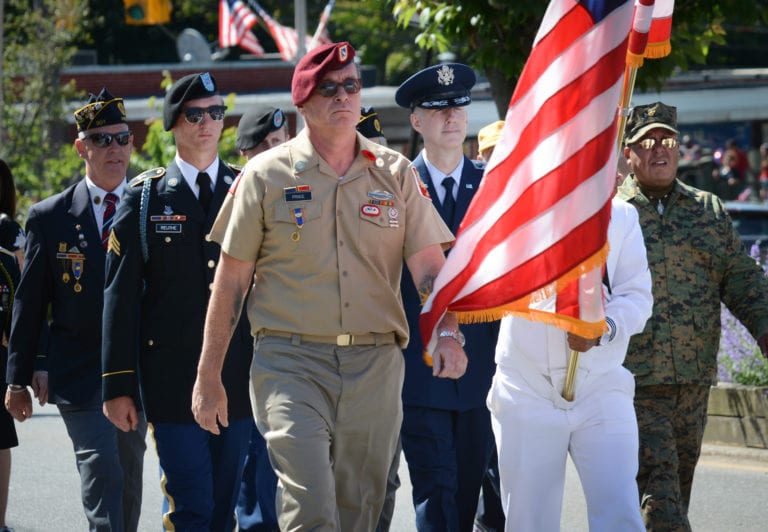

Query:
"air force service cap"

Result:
[[163, 72, 219, 131], [74, 88, 127, 132], [236, 106, 286, 151], [395, 63, 476, 110]]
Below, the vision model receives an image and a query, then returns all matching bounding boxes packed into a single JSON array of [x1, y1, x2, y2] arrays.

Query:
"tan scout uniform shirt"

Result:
[[210, 130, 453, 347]]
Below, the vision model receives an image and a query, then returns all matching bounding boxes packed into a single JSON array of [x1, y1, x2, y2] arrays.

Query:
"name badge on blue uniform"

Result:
[[156, 223, 182, 233]]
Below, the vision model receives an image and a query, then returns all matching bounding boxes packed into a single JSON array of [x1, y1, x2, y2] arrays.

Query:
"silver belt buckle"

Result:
[[336, 334, 352, 346]]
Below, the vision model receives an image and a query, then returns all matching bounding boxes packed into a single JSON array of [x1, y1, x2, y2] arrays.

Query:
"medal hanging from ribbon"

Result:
[[71, 258, 84, 293], [291, 207, 304, 242]]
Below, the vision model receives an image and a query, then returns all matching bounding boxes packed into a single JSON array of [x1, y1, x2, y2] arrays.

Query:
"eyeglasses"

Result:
[[635, 136, 679, 150], [315, 78, 362, 98], [83, 131, 133, 148], [183, 105, 227, 124]]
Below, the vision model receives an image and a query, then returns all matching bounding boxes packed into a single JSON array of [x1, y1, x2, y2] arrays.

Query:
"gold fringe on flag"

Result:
[[644, 40, 671, 59]]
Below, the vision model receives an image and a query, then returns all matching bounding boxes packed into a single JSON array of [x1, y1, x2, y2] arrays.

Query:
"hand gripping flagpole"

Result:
[[562, 0, 655, 402]]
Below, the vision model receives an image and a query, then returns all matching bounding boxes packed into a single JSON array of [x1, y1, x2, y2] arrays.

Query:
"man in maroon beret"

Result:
[[192, 41, 467, 530]]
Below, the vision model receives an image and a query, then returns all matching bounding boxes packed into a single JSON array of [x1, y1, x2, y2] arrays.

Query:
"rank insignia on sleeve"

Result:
[[107, 229, 121, 256]]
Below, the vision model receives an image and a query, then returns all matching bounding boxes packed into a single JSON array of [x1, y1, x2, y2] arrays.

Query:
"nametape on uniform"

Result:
[[284, 185, 312, 202]]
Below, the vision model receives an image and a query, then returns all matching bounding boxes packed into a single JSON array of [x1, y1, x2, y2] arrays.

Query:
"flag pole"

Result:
[[308, 0, 335, 51], [561, 5, 647, 401], [561, 63, 640, 402]]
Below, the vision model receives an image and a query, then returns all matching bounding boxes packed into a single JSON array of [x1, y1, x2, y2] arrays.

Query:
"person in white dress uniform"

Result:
[[487, 197, 653, 531]]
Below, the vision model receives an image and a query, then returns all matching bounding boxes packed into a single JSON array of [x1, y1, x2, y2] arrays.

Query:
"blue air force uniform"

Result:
[[396, 63, 503, 531]]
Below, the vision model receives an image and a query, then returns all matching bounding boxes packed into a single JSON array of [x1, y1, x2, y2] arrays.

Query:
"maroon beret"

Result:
[[292, 42, 356, 106]]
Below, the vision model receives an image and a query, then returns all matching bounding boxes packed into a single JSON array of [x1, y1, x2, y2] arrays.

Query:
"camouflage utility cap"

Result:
[[624, 101, 679, 145]]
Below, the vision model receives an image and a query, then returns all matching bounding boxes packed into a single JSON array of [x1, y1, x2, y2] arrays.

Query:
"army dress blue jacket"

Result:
[[101, 161, 252, 423]]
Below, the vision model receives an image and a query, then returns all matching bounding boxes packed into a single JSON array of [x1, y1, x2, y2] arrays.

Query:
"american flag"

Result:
[[420, 0, 636, 354], [250, 0, 332, 61], [646, 0, 674, 58], [219, 0, 265, 57], [627, 0, 674, 67]]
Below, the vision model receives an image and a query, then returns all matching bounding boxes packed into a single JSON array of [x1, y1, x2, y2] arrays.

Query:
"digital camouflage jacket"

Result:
[[618, 177, 768, 386]]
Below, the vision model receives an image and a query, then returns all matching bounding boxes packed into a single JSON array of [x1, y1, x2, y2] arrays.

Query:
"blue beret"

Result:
[[163, 72, 219, 131], [395, 63, 476, 110]]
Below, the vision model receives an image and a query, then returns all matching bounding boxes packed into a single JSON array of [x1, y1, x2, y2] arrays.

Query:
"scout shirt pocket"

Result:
[[272, 201, 322, 254], [358, 200, 402, 257]]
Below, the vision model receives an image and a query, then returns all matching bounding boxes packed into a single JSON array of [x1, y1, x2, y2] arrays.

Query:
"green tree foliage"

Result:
[[332, 0, 423, 86], [1, 0, 96, 214], [392, 1, 768, 118]]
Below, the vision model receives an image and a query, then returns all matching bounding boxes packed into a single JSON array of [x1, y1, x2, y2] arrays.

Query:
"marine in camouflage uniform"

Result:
[[617, 102, 768, 531]]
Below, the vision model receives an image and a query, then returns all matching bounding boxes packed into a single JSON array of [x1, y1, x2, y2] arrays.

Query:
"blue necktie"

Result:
[[441, 176, 456, 226]]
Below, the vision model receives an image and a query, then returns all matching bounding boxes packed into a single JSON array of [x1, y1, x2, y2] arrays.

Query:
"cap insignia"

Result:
[[437, 65, 454, 86], [338, 44, 348, 62], [274, 109, 285, 128], [201, 72, 215, 92]]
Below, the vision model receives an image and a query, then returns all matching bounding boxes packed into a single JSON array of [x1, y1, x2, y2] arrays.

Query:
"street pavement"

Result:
[[5, 403, 768, 531]]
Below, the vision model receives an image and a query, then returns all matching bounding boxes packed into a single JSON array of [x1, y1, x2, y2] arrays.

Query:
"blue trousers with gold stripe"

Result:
[[151, 419, 251, 531]]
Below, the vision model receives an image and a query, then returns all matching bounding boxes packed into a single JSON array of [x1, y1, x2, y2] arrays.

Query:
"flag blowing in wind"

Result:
[[219, 0, 265, 56], [420, 0, 636, 354], [250, 0, 331, 61]]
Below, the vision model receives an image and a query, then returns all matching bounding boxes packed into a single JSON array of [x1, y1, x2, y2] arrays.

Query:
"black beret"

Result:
[[74, 88, 128, 132], [356, 106, 384, 139], [395, 63, 476, 110], [236, 106, 286, 151], [163, 72, 219, 131]]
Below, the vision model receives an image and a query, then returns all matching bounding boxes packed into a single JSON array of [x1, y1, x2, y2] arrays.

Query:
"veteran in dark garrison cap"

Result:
[[395, 62, 506, 532], [357, 105, 387, 146], [236, 105, 290, 159], [6, 87, 147, 531], [101, 72, 253, 530], [191, 41, 459, 531]]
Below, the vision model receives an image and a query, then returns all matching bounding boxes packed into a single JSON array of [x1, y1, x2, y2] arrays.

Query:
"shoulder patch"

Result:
[[129, 167, 166, 188], [226, 162, 243, 174]]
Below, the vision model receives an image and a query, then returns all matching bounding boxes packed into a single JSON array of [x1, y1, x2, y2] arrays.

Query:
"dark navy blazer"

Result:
[[8, 180, 106, 404], [401, 154, 500, 411], [101, 161, 252, 424]]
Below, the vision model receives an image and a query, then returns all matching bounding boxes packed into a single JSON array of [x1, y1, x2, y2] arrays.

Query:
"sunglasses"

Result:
[[315, 78, 362, 98], [635, 137, 679, 151], [83, 131, 133, 148], [183, 105, 227, 124]]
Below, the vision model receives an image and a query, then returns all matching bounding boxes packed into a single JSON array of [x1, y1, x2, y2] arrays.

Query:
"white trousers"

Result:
[[487, 365, 644, 532]]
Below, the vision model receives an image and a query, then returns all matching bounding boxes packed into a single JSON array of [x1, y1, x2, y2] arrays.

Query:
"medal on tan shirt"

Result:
[[291, 207, 304, 241]]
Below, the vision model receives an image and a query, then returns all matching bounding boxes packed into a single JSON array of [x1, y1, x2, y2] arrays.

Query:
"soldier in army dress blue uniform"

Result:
[[101, 73, 253, 531]]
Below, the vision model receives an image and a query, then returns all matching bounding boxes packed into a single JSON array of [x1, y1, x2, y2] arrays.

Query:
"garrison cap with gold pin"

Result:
[[74, 88, 128, 132]]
